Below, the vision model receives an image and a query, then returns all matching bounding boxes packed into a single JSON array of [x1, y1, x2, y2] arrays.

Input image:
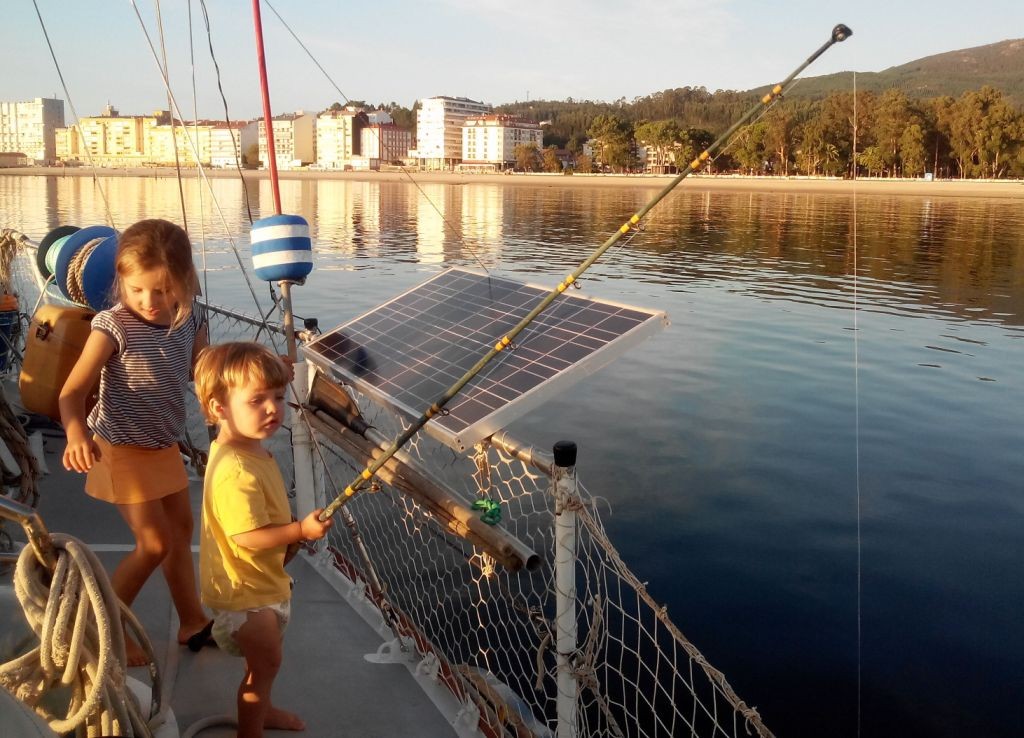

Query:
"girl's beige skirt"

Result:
[[85, 436, 188, 504]]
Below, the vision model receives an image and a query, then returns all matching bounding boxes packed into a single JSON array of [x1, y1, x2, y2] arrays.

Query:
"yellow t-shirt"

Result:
[[199, 441, 292, 611]]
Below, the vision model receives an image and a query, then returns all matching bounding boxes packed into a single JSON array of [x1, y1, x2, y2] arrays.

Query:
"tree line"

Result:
[[500, 85, 1024, 178]]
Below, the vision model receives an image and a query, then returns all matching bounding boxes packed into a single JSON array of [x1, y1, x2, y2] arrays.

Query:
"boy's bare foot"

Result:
[[125, 636, 149, 667], [264, 706, 305, 731]]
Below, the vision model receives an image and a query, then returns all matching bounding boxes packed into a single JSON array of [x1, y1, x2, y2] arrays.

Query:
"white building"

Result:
[[258, 112, 315, 169], [461, 115, 543, 171], [316, 109, 368, 169], [0, 98, 65, 164], [414, 96, 490, 170], [210, 121, 257, 168]]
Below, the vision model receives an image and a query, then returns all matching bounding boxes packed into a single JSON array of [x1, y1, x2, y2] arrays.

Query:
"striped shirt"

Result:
[[87, 303, 204, 449]]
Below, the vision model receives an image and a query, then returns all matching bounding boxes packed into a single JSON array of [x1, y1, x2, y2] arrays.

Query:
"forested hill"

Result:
[[495, 38, 1024, 150], [750, 38, 1024, 106]]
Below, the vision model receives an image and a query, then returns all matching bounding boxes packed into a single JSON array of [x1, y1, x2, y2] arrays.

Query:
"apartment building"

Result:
[[57, 108, 256, 168], [147, 122, 213, 166], [0, 98, 65, 164], [461, 115, 543, 171], [210, 121, 258, 168], [360, 123, 413, 167], [316, 109, 368, 169], [414, 96, 491, 170], [56, 106, 165, 166], [258, 112, 315, 170]]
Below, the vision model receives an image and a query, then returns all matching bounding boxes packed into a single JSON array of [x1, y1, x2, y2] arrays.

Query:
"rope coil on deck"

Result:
[[0, 534, 160, 736]]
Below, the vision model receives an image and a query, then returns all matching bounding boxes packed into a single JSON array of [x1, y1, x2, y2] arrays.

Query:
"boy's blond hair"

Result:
[[194, 342, 290, 423]]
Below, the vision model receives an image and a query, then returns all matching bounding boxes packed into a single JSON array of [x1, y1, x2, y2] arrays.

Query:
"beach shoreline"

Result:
[[4, 166, 1023, 198]]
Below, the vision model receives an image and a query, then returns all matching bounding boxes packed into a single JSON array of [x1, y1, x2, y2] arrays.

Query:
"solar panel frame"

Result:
[[301, 267, 668, 451]]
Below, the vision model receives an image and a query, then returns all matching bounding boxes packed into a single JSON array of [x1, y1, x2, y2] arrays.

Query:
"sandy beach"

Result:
[[4, 166, 1023, 198]]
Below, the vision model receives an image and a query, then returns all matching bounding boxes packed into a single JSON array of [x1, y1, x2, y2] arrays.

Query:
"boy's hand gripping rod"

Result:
[[319, 23, 853, 522]]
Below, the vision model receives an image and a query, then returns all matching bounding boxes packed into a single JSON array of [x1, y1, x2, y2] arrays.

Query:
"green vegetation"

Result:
[[499, 85, 1024, 178], [751, 38, 1024, 108], [496, 39, 1024, 178]]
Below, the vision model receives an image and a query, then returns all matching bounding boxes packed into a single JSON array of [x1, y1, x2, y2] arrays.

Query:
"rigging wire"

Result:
[[154, 0, 189, 234], [197, 0, 255, 224], [127, 0, 283, 356], [30, 0, 116, 230], [186, 0, 210, 306], [260, 0, 492, 275]]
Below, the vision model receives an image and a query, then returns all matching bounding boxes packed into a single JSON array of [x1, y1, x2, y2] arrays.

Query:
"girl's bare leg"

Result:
[[113, 499, 172, 665], [158, 488, 209, 643]]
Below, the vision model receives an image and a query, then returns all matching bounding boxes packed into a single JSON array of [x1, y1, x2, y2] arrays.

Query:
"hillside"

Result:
[[751, 38, 1024, 106]]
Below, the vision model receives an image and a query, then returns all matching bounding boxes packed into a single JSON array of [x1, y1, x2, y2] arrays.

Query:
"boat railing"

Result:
[[5, 239, 774, 738]]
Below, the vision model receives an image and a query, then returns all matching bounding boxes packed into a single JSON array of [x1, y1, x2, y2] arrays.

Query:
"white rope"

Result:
[[0, 535, 159, 736]]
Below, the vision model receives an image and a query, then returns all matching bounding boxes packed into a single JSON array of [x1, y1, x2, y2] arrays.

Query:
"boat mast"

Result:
[[250, 0, 296, 361], [251, 0, 282, 217]]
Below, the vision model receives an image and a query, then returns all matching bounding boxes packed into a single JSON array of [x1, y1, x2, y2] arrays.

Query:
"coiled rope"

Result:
[[65, 237, 105, 307], [0, 535, 162, 736]]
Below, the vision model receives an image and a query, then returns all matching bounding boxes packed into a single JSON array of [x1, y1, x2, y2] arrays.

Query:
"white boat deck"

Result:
[[1, 397, 463, 737]]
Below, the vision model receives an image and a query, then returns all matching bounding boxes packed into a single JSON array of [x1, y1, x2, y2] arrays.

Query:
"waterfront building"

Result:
[[258, 112, 315, 170], [209, 121, 257, 168], [0, 97, 65, 164], [55, 106, 164, 167], [0, 152, 29, 168], [461, 115, 543, 171], [414, 96, 490, 170], [360, 124, 413, 168], [316, 109, 368, 169], [147, 122, 213, 166]]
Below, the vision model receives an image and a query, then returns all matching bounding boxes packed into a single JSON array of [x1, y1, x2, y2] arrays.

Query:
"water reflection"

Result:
[[2, 173, 1023, 738], [7, 175, 1021, 329]]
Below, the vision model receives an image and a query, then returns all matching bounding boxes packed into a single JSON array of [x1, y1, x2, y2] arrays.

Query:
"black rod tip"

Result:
[[832, 24, 852, 42]]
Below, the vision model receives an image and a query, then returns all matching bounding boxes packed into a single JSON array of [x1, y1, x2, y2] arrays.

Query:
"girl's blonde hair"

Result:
[[115, 219, 198, 329], [194, 342, 290, 424]]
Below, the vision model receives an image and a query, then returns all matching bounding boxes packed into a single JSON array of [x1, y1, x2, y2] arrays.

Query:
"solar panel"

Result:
[[301, 268, 668, 451]]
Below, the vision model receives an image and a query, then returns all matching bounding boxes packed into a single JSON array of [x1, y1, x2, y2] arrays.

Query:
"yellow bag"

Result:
[[20, 305, 96, 421]]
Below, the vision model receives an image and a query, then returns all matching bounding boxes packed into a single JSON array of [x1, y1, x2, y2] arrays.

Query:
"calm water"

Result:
[[3, 174, 1023, 737]]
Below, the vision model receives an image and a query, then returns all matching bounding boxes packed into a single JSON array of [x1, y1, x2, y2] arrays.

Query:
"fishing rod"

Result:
[[319, 23, 853, 522]]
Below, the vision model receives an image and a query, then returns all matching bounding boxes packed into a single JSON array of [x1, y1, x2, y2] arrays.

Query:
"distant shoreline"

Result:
[[4, 166, 1023, 198]]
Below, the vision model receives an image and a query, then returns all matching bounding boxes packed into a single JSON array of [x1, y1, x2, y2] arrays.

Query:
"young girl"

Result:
[[59, 218, 211, 666]]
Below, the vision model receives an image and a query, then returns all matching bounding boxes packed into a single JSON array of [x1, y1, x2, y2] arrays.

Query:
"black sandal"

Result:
[[186, 620, 216, 652]]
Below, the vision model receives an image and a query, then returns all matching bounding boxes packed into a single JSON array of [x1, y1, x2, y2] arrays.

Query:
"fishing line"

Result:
[[852, 69, 863, 738], [261, 0, 493, 275], [320, 25, 854, 520], [30, 0, 116, 230]]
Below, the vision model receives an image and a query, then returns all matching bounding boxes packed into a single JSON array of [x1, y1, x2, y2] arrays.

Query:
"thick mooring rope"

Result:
[[0, 534, 159, 736]]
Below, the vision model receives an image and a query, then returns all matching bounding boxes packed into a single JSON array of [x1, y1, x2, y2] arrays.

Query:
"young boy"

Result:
[[195, 342, 332, 737]]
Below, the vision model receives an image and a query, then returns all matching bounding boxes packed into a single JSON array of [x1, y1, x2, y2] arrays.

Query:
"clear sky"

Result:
[[4, 0, 1022, 120]]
